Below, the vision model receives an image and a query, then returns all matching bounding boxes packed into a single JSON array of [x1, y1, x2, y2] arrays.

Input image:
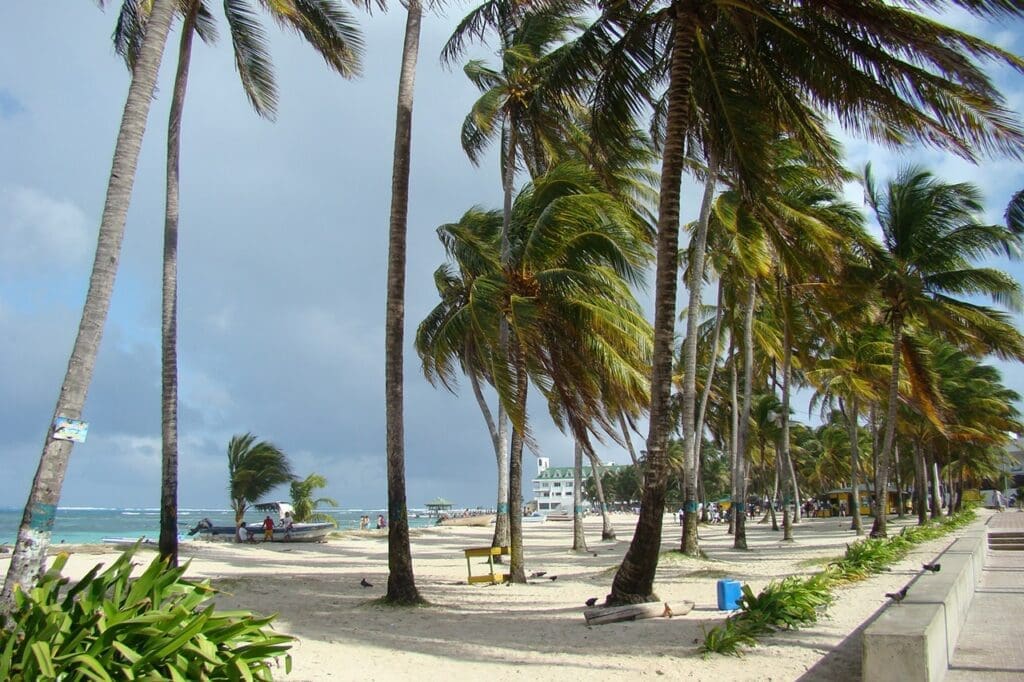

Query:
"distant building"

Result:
[[531, 456, 625, 514], [1003, 438, 1024, 487]]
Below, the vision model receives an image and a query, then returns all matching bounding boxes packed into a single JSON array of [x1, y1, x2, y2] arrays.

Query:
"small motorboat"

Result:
[[192, 502, 335, 543]]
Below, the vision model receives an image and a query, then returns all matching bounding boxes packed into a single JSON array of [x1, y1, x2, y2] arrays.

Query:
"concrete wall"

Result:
[[861, 525, 987, 682]]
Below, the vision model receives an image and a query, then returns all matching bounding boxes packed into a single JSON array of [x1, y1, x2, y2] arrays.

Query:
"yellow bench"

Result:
[[463, 546, 510, 584]]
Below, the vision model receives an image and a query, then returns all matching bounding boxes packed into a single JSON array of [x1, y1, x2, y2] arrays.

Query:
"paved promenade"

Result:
[[946, 510, 1024, 681]]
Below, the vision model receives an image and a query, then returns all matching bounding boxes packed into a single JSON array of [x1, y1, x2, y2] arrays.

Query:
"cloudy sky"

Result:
[[1, 4, 1023, 511]]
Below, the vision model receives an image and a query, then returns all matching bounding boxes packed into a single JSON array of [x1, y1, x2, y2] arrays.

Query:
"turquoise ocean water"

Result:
[[0, 507, 441, 545]]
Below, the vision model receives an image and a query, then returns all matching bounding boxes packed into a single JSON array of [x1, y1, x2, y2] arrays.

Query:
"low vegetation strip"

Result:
[[0, 545, 293, 681], [700, 508, 977, 657]]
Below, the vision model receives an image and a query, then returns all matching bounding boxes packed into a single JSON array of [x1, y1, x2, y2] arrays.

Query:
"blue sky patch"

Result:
[[0, 89, 25, 119]]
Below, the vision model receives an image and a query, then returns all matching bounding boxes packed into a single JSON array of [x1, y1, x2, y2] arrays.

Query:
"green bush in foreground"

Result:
[[701, 508, 976, 656], [0, 547, 292, 681]]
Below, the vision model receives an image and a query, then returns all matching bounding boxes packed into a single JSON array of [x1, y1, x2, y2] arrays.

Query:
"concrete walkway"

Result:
[[946, 511, 1024, 681]]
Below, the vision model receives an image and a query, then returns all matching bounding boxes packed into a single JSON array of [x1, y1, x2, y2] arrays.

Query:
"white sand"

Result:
[[2, 511, 986, 681]]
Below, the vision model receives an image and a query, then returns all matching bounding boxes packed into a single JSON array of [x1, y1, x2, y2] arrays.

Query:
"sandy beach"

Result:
[[2, 511, 986, 681]]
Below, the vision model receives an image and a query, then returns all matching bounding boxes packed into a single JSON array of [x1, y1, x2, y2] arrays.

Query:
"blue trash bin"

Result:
[[717, 579, 742, 610]]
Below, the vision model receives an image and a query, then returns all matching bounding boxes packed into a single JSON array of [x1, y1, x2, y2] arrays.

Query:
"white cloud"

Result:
[[0, 185, 91, 270]]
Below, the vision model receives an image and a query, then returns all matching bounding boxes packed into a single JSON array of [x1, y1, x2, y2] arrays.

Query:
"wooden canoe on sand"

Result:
[[583, 600, 694, 625]]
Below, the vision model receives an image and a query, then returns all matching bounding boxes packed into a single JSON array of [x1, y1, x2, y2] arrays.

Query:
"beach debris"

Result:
[[360, 578, 374, 588], [529, 571, 546, 579], [885, 586, 909, 603], [922, 562, 941, 573], [584, 600, 693, 625], [585, 597, 598, 607]]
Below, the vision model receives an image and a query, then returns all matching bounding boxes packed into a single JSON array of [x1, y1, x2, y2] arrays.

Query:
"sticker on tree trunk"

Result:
[[53, 417, 88, 442]]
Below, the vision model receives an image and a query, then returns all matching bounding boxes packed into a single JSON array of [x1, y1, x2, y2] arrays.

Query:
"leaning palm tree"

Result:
[[1, 0, 177, 611], [114, 0, 364, 567], [290, 473, 339, 523], [227, 433, 294, 525], [564, 0, 1024, 605], [416, 211, 510, 549], [434, 162, 653, 582], [862, 165, 1024, 536]]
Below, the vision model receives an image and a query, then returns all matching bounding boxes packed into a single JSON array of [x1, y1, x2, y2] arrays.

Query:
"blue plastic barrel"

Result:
[[717, 579, 742, 610]]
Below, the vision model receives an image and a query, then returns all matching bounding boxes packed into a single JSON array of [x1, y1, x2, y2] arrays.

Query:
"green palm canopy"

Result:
[[227, 432, 295, 525]]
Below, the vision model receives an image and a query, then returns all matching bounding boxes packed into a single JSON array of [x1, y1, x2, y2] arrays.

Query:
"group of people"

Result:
[[804, 498, 847, 518], [358, 514, 387, 530], [676, 503, 733, 525], [236, 512, 296, 543]]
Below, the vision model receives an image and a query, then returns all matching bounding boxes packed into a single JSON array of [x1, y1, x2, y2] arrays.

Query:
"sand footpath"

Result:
[[2, 511, 985, 681]]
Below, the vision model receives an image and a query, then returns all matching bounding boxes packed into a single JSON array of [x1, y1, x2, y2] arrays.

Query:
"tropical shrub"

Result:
[[701, 574, 832, 656], [702, 508, 977, 656], [0, 547, 292, 681]]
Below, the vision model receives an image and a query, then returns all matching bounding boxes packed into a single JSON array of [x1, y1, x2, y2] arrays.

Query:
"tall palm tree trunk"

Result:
[[507, 341, 528, 583], [158, 0, 201, 568], [469, 373, 510, 549], [734, 282, 756, 550], [679, 153, 718, 556], [779, 294, 795, 541], [844, 396, 864, 535], [572, 441, 588, 551], [769, 451, 780, 531], [618, 412, 640, 467], [587, 451, 616, 540], [383, 0, 423, 604], [894, 443, 905, 518], [695, 279, 725, 462], [914, 442, 928, 525], [609, 7, 697, 606], [1, 0, 176, 611], [728, 351, 738, 536], [871, 320, 903, 538], [927, 452, 943, 519]]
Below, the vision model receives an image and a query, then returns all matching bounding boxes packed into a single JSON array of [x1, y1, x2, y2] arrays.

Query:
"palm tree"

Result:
[[384, 0, 425, 604], [114, 0, 363, 568], [862, 165, 1024, 536], [227, 433, 294, 525], [568, 0, 1024, 605], [416, 211, 510, 549], [807, 326, 892, 535], [290, 473, 339, 523], [431, 162, 652, 581], [443, 6, 585, 554], [0, 0, 177, 610]]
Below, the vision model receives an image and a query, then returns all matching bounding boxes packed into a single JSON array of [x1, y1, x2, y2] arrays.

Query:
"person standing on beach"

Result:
[[262, 515, 275, 541]]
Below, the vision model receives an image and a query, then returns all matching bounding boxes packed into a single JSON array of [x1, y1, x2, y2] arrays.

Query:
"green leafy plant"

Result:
[[700, 618, 760, 657], [0, 546, 292, 681], [702, 508, 977, 656]]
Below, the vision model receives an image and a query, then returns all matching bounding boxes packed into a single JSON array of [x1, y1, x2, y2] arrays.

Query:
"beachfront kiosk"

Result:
[[425, 497, 454, 518], [818, 485, 907, 516]]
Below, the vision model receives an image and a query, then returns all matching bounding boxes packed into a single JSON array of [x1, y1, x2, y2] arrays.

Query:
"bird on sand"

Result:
[[585, 597, 598, 607], [885, 586, 909, 603], [922, 563, 941, 573], [549, 575, 558, 581], [529, 571, 546, 579], [360, 578, 373, 588]]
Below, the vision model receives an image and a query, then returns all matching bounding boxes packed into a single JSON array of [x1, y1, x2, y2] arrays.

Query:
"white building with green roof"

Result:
[[531, 456, 624, 514]]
